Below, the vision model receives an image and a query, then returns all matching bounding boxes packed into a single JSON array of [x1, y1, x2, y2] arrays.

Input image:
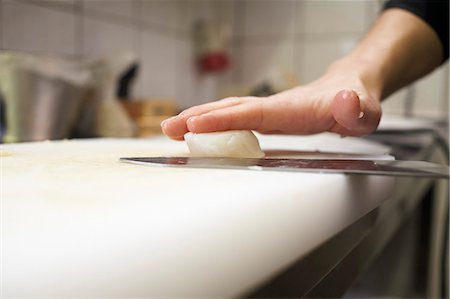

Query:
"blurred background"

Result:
[[0, 0, 448, 142], [0, 2, 449, 298]]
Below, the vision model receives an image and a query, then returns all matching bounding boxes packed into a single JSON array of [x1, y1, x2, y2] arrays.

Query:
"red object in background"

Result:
[[199, 51, 230, 73]]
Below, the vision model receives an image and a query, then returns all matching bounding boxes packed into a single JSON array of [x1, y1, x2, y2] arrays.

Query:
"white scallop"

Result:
[[184, 130, 265, 158]]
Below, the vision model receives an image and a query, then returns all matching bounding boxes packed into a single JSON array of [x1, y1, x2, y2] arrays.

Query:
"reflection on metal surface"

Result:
[[120, 157, 449, 179]]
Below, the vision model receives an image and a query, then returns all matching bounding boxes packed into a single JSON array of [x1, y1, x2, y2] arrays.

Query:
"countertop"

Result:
[[1, 133, 396, 297]]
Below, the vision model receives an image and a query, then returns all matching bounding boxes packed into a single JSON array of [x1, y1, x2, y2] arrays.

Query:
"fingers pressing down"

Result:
[[161, 97, 263, 140]]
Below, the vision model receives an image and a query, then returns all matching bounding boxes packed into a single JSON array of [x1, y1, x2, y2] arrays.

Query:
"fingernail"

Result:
[[161, 116, 176, 128], [342, 89, 353, 100], [166, 115, 178, 122]]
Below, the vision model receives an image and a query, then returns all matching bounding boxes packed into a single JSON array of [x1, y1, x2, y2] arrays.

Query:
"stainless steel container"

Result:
[[0, 52, 91, 143]]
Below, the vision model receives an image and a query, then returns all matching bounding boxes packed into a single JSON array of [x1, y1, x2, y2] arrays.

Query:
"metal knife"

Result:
[[120, 157, 449, 179]]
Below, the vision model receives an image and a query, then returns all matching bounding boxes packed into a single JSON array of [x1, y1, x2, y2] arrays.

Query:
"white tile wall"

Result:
[[381, 88, 408, 116], [140, 0, 180, 33], [175, 38, 232, 109], [82, 0, 134, 20], [0, 0, 448, 119], [2, 0, 76, 55], [174, 38, 194, 108], [212, 1, 235, 27], [239, 0, 295, 37], [186, 1, 223, 26], [135, 31, 177, 98], [0, 0, 3, 49], [380, 65, 449, 119], [174, 0, 236, 107], [295, 37, 359, 84], [380, 63, 449, 118], [190, 74, 221, 105], [0, 0, 229, 107], [297, 0, 367, 34], [28, 0, 75, 11], [82, 16, 135, 59], [241, 38, 295, 87], [410, 64, 449, 118]]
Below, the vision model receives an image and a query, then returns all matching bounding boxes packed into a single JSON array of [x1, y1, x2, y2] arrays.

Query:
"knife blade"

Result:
[[120, 157, 449, 179]]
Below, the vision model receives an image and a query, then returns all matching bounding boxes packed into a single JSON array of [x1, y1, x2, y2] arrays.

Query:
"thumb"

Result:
[[331, 89, 380, 136]]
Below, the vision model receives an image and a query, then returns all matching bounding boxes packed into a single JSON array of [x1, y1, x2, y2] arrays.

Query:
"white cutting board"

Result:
[[1, 133, 394, 297]]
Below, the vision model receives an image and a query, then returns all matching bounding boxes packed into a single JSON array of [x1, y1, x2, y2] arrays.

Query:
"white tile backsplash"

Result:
[[135, 31, 177, 99], [82, 16, 135, 59], [26, 0, 75, 11], [213, 1, 235, 26], [2, 0, 76, 55], [184, 1, 215, 25], [1, 0, 448, 119], [82, 0, 134, 19], [175, 0, 235, 43], [140, 0, 179, 32], [411, 64, 449, 118], [0, 0, 3, 49], [378, 66, 449, 119], [241, 39, 295, 87], [175, 37, 232, 109], [382, 64, 449, 119], [295, 37, 359, 84], [382, 88, 408, 116], [297, 0, 367, 34], [239, 0, 295, 37], [190, 74, 220, 105], [175, 38, 194, 108]]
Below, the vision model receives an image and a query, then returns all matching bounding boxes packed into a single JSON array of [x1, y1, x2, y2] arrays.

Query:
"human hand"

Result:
[[161, 62, 382, 140]]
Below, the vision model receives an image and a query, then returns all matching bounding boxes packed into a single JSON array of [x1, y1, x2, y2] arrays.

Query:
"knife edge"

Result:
[[120, 157, 449, 179]]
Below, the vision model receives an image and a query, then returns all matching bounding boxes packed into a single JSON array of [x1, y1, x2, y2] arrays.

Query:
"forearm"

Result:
[[330, 8, 444, 100]]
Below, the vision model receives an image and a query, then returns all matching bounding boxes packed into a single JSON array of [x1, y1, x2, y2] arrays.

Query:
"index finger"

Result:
[[161, 97, 259, 139]]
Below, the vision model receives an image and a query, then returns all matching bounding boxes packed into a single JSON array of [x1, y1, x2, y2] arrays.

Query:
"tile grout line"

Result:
[[0, 0, 3, 50], [133, 0, 142, 98], [235, 31, 364, 45], [79, 3, 189, 41], [15, 0, 73, 13], [14, 0, 190, 44], [292, 0, 299, 85], [74, 0, 83, 59], [231, 0, 245, 86], [174, 0, 182, 108]]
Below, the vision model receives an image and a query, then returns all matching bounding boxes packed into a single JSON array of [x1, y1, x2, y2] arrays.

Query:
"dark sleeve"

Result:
[[384, 0, 449, 62]]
